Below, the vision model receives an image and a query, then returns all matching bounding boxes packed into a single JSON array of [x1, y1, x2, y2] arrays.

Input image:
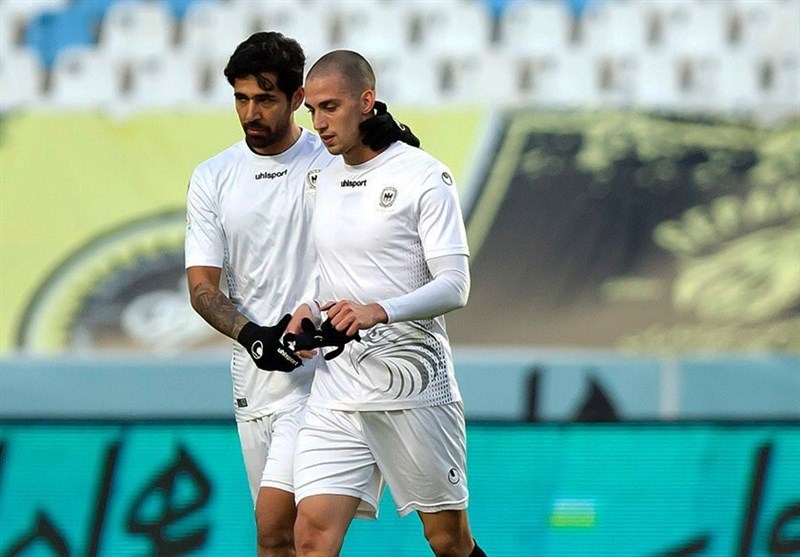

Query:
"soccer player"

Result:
[[290, 50, 487, 557], [184, 33, 417, 557]]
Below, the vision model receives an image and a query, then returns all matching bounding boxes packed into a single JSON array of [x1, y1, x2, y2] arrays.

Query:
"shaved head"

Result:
[[307, 50, 375, 97]]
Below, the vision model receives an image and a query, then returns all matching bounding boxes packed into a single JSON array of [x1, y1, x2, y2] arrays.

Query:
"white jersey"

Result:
[[185, 129, 333, 421], [310, 141, 470, 411]]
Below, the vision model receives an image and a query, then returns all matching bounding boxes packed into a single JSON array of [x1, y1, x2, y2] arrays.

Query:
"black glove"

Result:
[[284, 318, 361, 361], [360, 100, 421, 151], [237, 314, 301, 372]]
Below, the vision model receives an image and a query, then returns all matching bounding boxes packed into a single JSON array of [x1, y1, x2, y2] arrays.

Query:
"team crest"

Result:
[[441, 171, 453, 186], [379, 187, 397, 208], [306, 169, 321, 195]]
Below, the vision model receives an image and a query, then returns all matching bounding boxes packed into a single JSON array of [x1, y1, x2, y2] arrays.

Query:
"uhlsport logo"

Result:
[[447, 467, 461, 485], [380, 187, 397, 208], [341, 179, 367, 188], [251, 340, 264, 359], [255, 169, 288, 180]]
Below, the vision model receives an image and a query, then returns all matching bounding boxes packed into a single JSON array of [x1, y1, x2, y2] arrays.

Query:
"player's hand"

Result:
[[284, 317, 361, 361], [360, 100, 421, 151], [236, 314, 301, 372], [321, 300, 388, 337], [286, 304, 318, 359]]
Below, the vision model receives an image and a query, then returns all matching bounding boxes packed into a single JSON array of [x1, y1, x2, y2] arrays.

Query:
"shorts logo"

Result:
[[237, 398, 248, 408], [447, 467, 461, 485], [441, 172, 453, 186], [380, 187, 397, 208], [251, 340, 263, 359]]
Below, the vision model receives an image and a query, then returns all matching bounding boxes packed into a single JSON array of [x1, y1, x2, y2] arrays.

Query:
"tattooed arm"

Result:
[[187, 266, 249, 339]]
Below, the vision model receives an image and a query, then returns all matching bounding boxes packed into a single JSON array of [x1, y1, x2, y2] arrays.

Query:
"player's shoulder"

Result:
[[192, 140, 247, 178], [388, 142, 454, 186]]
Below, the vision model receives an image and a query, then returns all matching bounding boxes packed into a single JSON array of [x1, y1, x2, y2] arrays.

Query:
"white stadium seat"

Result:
[[439, 51, 523, 106], [500, 0, 573, 57], [370, 52, 442, 106], [48, 46, 120, 109], [0, 47, 43, 112], [328, 1, 409, 59], [98, 0, 174, 63], [124, 51, 205, 111], [179, 0, 254, 62], [245, 0, 331, 64], [407, 0, 492, 58]]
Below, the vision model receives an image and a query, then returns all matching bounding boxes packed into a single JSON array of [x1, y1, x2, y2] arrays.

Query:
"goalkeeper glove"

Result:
[[360, 100, 421, 151], [284, 318, 361, 361], [237, 314, 301, 372]]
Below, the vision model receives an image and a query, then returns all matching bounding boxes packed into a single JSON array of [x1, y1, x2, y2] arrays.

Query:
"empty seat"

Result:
[[246, 0, 331, 63], [24, 8, 96, 67], [581, 1, 653, 56], [408, 0, 492, 57], [48, 46, 120, 109], [98, 0, 174, 63], [438, 51, 523, 106], [179, 0, 254, 62], [0, 47, 44, 112], [369, 53, 442, 106], [328, 1, 408, 59], [500, 0, 573, 57], [123, 51, 206, 111]]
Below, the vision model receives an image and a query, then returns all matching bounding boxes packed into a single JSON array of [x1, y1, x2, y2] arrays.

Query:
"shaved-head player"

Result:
[[290, 50, 487, 557]]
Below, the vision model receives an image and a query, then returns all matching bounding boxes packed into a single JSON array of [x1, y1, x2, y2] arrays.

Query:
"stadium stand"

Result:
[[0, 0, 797, 115]]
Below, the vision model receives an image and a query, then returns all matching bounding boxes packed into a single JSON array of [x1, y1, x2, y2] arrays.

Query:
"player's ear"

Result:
[[291, 86, 305, 111], [360, 89, 375, 116]]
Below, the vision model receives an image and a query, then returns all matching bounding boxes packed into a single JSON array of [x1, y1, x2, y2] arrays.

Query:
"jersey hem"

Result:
[[307, 396, 462, 412]]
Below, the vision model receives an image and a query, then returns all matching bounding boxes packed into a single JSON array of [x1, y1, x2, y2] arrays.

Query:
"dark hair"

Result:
[[223, 31, 305, 99]]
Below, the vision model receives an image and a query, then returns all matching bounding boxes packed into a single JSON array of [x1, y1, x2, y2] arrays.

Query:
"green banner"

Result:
[[1, 423, 798, 555]]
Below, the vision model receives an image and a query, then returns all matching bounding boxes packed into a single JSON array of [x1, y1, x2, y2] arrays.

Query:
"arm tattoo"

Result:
[[191, 283, 249, 339]]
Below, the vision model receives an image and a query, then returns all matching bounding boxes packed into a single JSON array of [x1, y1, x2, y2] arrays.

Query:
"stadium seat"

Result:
[[439, 51, 523, 106], [500, 0, 573, 56], [661, 0, 730, 58], [406, 0, 493, 57], [0, 47, 44, 112], [369, 53, 442, 106], [124, 51, 206, 111], [328, 1, 408, 59], [179, 0, 254, 62], [48, 46, 120, 109], [24, 8, 97, 67], [98, 0, 174, 63], [581, 1, 652, 56], [245, 0, 331, 63]]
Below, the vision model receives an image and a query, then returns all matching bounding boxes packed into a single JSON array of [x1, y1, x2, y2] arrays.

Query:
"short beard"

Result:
[[243, 118, 290, 153]]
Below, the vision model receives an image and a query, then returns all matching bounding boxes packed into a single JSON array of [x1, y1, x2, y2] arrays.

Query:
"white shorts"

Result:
[[237, 399, 307, 505], [294, 402, 469, 519]]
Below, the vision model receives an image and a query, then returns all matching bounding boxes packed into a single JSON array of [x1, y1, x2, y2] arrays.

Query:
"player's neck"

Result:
[[343, 142, 385, 166]]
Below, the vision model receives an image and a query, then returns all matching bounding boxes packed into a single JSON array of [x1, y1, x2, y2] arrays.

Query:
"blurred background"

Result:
[[1, 0, 799, 555]]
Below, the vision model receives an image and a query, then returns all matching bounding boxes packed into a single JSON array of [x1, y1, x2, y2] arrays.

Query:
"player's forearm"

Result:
[[190, 283, 249, 339], [378, 254, 470, 323]]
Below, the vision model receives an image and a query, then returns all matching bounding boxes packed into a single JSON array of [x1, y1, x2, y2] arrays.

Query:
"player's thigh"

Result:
[[363, 402, 469, 517], [260, 400, 306, 493], [237, 417, 272, 504], [294, 406, 383, 520]]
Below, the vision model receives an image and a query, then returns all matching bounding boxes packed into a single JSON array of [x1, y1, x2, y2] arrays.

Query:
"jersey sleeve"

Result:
[[185, 166, 225, 269], [416, 164, 470, 260]]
